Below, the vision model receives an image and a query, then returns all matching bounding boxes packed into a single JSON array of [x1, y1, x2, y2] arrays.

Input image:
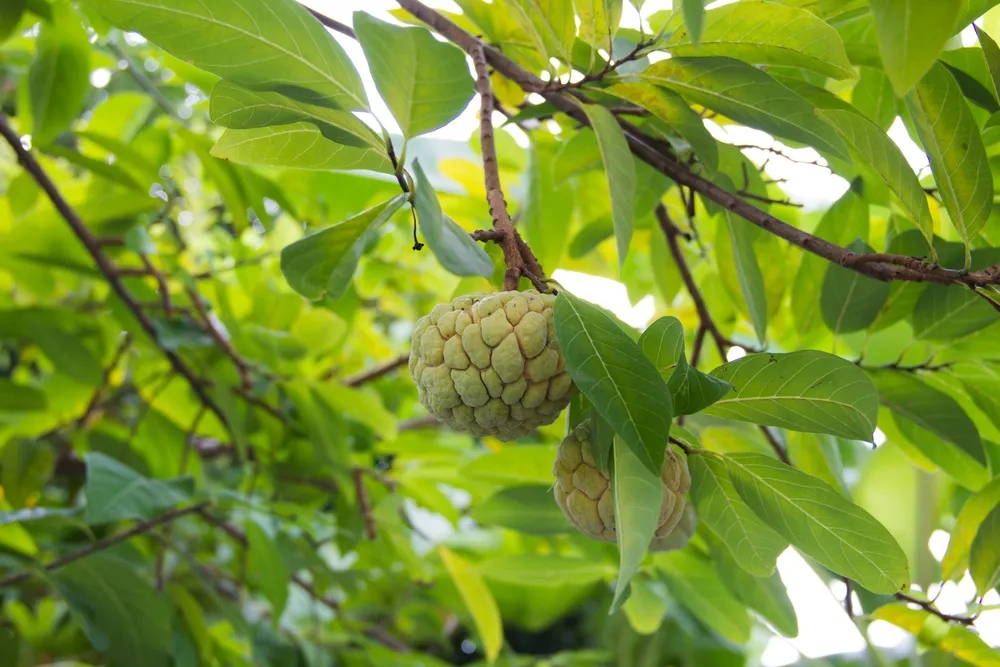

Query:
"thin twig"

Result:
[[141, 253, 174, 317], [306, 7, 356, 38], [185, 284, 253, 391], [0, 502, 208, 588], [76, 334, 131, 429], [329, 353, 410, 386], [353, 466, 377, 541], [895, 591, 977, 625], [546, 38, 653, 92], [107, 41, 182, 122]]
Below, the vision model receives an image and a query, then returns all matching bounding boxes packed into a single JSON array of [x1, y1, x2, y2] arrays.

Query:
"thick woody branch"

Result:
[[0, 502, 209, 588]]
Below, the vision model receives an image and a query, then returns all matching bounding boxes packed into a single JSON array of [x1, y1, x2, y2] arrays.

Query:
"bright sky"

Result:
[[313, 1, 1000, 660]]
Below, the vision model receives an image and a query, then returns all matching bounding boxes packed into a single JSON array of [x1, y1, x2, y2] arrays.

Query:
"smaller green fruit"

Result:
[[553, 419, 695, 551]]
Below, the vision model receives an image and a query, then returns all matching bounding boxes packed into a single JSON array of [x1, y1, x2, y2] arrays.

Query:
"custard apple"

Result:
[[553, 419, 695, 551], [409, 290, 577, 440]]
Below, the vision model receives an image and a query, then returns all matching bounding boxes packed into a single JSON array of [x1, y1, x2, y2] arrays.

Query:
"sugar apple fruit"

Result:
[[409, 290, 577, 441], [553, 419, 695, 551]]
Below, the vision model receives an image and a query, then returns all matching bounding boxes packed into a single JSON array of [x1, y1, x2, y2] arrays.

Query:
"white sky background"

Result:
[[309, 1, 1000, 661]]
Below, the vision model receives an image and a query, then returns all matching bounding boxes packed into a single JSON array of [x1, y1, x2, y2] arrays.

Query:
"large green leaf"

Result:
[[523, 137, 574, 272], [688, 454, 787, 577], [852, 67, 897, 131], [655, 549, 751, 644], [680, 0, 707, 47], [0, 0, 25, 43], [637, 316, 731, 416], [704, 351, 880, 441], [711, 540, 798, 638], [639, 57, 848, 160], [1, 439, 53, 508], [208, 81, 383, 150], [951, 361, 1000, 432], [28, 2, 90, 144], [354, 12, 475, 138], [820, 239, 891, 335], [723, 452, 910, 594], [893, 414, 989, 490], [461, 445, 557, 486], [622, 576, 667, 635], [874, 603, 1000, 666], [816, 109, 934, 251], [573, 0, 622, 55], [970, 503, 1000, 595], [478, 555, 615, 587], [83, 453, 194, 525], [611, 436, 664, 611], [247, 521, 289, 622], [912, 285, 1000, 341], [869, 0, 962, 96], [413, 160, 494, 278], [440, 547, 502, 663], [553, 290, 673, 475], [661, 1, 853, 79], [509, 0, 576, 67], [0, 380, 47, 412], [870, 370, 984, 465], [942, 476, 1000, 580], [84, 0, 368, 109], [976, 25, 1000, 102], [725, 212, 768, 344], [53, 555, 173, 667], [581, 104, 635, 271], [906, 63, 993, 263], [604, 83, 718, 174], [210, 123, 391, 172], [470, 486, 569, 534], [870, 229, 930, 331], [280, 195, 407, 299]]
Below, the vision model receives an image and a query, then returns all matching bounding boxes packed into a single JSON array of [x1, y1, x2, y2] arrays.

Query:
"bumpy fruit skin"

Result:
[[409, 290, 577, 441], [553, 420, 694, 551]]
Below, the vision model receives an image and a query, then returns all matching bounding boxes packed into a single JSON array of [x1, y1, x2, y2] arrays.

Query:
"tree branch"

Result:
[[0, 502, 209, 588], [336, 353, 410, 386], [353, 466, 377, 541], [895, 591, 977, 626]]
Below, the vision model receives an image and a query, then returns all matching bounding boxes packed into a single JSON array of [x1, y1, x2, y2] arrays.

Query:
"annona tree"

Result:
[[2, 0, 1000, 665]]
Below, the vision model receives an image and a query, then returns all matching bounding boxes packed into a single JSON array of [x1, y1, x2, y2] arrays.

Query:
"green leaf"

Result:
[[314, 382, 397, 441], [413, 160, 494, 278], [893, 414, 990, 490], [210, 123, 391, 172], [574, 0, 622, 55], [439, 547, 503, 664], [0, 379, 47, 412], [581, 104, 635, 271], [970, 503, 1000, 595], [280, 194, 407, 299], [723, 452, 910, 594], [818, 109, 936, 253], [977, 25, 1000, 101], [470, 485, 570, 534], [247, 521, 290, 622], [873, 603, 1000, 666], [208, 81, 383, 150], [869, 0, 962, 96], [478, 555, 615, 587], [912, 286, 1000, 341], [83, 0, 368, 110], [681, 0, 706, 47], [688, 454, 787, 577], [604, 83, 718, 175], [1, 439, 53, 508], [590, 410, 615, 473], [820, 239, 891, 335], [662, 1, 853, 79], [83, 452, 194, 525], [639, 57, 848, 161], [637, 316, 731, 416], [28, 2, 90, 144], [611, 436, 667, 611], [906, 63, 993, 263], [952, 361, 1000, 433], [509, 0, 576, 67], [870, 370, 984, 465], [705, 351, 880, 441], [725, 211, 768, 344], [852, 67, 898, 131], [0, 506, 81, 527], [942, 475, 1000, 580], [655, 549, 751, 643], [53, 554, 173, 667], [553, 290, 673, 475], [461, 445, 557, 486], [353, 12, 475, 138], [0, 0, 25, 43], [622, 576, 666, 635], [871, 229, 929, 331], [711, 539, 799, 637], [523, 137, 574, 271]]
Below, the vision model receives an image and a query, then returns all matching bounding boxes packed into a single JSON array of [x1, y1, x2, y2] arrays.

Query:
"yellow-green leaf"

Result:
[[440, 547, 503, 663]]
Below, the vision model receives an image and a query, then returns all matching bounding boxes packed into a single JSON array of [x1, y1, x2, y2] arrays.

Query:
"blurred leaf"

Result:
[[84, 0, 368, 109], [53, 554, 173, 667], [970, 504, 1000, 595], [509, 0, 577, 67], [413, 160, 494, 278], [581, 104, 635, 271], [523, 138, 573, 271], [1, 439, 53, 508], [655, 549, 751, 644], [280, 194, 407, 299], [622, 576, 666, 635], [479, 555, 614, 587], [440, 547, 503, 664], [977, 25, 1000, 102], [28, 1, 90, 144], [554, 290, 673, 475], [611, 436, 665, 611], [640, 57, 848, 160], [0, 0, 25, 42], [852, 67, 897, 130], [705, 351, 879, 441], [724, 211, 768, 344], [713, 543, 798, 637], [893, 414, 989, 490], [247, 521, 290, 622], [470, 485, 569, 534], [354, 12, 474, 138], [680, 0, 706, 46], [461, 445, 556, 485], [314, 382, 397, 441], [661, 2, 853, 78], [0, 380, 47, 412], [869, 0, 961, 96], [942, 477, 1000, 580], [873, 603, 1000, 665], [688, 454, 786, 577], [573, 0, 621, 56], [83, 453, 194, 525], [821, 239, 891, 335]]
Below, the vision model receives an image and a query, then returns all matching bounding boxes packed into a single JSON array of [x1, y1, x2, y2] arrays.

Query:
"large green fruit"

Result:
[[553, 419, 696, 551], [409, 290, 577, 440]]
